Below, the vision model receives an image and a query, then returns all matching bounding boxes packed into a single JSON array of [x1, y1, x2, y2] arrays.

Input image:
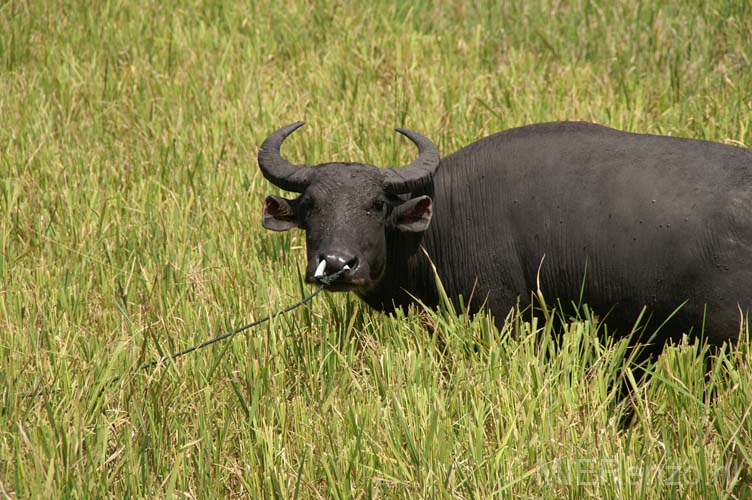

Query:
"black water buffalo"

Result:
[[258, 121, 752, 349]]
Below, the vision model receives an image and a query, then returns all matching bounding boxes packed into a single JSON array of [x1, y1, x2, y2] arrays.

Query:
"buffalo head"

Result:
[[258, 122, 439, 293]]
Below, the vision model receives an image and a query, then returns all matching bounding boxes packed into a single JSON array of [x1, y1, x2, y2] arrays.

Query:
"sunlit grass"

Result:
[[2, 0, 751, 497]]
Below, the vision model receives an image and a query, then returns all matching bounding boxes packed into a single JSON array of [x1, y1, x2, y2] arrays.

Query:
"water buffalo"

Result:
[[258, 121, 752, 350]]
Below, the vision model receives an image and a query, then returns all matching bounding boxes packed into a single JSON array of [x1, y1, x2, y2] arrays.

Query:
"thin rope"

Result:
[[104, 285, 327, 389], [23, 267, 349, 399]]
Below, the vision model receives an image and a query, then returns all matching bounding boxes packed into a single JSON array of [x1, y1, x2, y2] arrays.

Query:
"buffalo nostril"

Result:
[[345, 256, 358, 272], [317, 253, 358, 277]]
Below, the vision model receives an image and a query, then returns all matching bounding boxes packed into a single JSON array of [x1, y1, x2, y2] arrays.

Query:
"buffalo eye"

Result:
[[367, 198, 386, 217]]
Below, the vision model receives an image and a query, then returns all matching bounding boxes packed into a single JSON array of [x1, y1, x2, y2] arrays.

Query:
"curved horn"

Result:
[[382, 128, 440, 194], [258, 121, 313, 193]]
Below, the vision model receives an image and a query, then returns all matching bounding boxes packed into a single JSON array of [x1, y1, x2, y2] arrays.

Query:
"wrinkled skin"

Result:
[[261, 121, 752, 353]]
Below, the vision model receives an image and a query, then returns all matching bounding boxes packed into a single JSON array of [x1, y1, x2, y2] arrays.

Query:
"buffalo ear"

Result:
[[262, 195, 299, 231], [392, 195, 433, 232]]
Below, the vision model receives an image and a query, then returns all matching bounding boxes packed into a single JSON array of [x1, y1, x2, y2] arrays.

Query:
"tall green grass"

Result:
[[2, 0, 751, 497]]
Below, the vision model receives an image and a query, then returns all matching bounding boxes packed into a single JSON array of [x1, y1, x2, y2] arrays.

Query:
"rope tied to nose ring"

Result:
[[106, 266, 351, 386], [23, 267, 350, 399]]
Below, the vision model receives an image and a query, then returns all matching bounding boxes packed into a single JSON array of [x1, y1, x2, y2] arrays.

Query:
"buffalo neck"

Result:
[[357, 228, 440, 313]]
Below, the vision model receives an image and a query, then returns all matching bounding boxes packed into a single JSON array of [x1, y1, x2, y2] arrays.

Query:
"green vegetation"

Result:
[[2, 0, 751, 497]]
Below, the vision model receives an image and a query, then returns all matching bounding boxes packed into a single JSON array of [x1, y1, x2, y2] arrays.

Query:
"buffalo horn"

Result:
[[258, 121, 313, 193], [382, 128, 440, 194]]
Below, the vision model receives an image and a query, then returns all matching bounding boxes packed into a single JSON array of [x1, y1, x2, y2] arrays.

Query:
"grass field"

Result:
[[2, 0, 752, 497]]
